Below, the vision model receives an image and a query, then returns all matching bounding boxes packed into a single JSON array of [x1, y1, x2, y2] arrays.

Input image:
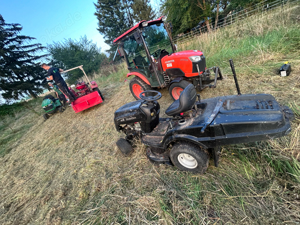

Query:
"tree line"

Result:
[[0, 0, 273, 102]]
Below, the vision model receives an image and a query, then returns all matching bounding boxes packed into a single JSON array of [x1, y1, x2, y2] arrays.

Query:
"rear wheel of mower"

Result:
[[129, 77, 151, 100], [169, 80, 191, 100], [116, 138, 133, 155], [93, 88, 104, 101], [170, 142, 209, 173], [43, 114, 49, 120]]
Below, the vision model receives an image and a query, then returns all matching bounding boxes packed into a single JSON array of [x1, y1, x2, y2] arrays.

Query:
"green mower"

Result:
[[41, 94, 64, 120]]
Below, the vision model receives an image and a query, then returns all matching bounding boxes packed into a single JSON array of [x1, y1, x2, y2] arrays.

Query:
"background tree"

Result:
[[47, 36, 107, 84], [161, 0, 203, 35], [94, 0, 156, 58], [132, 0, 156, 23], [0, 14, 48, 101]]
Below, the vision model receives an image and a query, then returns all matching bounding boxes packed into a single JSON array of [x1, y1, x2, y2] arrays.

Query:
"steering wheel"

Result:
[[139, 90, 162, 102], [152, 49, 161, 58]]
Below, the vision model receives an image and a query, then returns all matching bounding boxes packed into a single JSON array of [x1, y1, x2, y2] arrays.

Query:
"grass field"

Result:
[[0, 4, 300, 225]]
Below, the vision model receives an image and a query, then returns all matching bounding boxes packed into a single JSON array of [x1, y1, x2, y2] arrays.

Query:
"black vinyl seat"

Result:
[[165, 84, 197, 116]]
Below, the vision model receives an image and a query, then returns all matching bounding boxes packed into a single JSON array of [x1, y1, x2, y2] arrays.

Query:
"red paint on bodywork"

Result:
[[113, 21, 146, 43], [113, 16, 165, 43], [127, 72, 150, 85], [161, 50, 204, 77], [71, 91, 103, 113]]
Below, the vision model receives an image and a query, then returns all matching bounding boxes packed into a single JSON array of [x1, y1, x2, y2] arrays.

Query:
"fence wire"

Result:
[[172, 0, 300, 44]]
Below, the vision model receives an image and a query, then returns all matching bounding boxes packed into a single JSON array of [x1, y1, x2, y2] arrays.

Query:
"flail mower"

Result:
[[61, 65, 104, 113], [114, 60, 294, 173], [113, 16, 223, 100]]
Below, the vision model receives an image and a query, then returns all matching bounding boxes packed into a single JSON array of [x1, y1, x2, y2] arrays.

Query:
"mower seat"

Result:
[[165, 84, 197, 116]]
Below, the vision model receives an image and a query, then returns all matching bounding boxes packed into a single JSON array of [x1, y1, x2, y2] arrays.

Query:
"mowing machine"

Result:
[[42, 94, 64, 120], [114, 60, 294, 173]]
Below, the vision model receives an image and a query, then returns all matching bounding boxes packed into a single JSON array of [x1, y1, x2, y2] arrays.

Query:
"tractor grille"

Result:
[[192, 56, 206, 73]]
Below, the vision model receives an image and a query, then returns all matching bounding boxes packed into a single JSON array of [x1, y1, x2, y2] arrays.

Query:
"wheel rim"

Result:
[[177, 153, 198, 169], [172, 87, 183, 100], [132, 84, 143, 99]]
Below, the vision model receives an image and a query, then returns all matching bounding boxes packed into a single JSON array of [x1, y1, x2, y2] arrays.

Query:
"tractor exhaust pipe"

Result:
[[229, 59, 241, 95]]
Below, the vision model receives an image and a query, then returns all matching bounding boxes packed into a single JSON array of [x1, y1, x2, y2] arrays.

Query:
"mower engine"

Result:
[[114, 99, 160, 138], [75, 81, 91, 97]]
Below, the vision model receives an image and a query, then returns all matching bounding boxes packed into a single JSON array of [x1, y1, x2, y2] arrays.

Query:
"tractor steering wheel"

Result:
[[139, 90, 162, 102], [152, 49, 161, 58]]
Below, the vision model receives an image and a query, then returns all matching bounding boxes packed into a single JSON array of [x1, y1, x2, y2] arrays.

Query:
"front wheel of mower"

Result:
[[116, 138, 133, 155], [93, 88, 104, 101], [170, 142, 209, 173], [43, 114, 49, 120], [58, 106, 64, 112], [169, 80, 191, 100], [129, 77, 151, 100]]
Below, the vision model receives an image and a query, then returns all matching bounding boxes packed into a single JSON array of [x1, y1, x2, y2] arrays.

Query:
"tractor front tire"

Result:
[[58, 106, 64, 113], [116, 138, 133, 156], [129, 77, 151, 100], [169, 80, 191, 100], [170, 142, 209, 173], [43, 114, 49, 120], [93, 88, 104, 101]]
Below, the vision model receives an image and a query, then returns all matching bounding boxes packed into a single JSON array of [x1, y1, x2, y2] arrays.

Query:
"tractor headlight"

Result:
[[189, 56, 201, 62]]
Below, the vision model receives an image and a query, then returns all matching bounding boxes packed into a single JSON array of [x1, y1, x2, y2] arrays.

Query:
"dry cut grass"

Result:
[[0, 4, 300, 225]]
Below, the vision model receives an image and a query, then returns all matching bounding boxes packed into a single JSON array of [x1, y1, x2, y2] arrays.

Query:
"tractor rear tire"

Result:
[[93, 88, 104, 101], [169, 80, 190, 100], [170, 142, 209, 173], [129, 77, 151, 100], [43, 114, 49, 120], [116, 138, 133, 156]]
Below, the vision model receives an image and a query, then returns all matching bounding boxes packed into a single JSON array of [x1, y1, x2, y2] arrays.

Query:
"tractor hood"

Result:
[[161, 50, 206, 77], [168, 50, 203, 58]]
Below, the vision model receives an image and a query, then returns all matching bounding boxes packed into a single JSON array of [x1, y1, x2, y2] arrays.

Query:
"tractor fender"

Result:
[[168, 77, 184, 88], [127, 72, 150, 85], [163, 134, 209, 149], [90, 81, 98, 89]]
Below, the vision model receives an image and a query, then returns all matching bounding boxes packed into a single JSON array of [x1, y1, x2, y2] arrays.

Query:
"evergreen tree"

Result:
[[47, 36, 107, 84], [0, 15, 48, 100], [94, 0, 156, 57], [132, 0, 156, 23], [162, 0, 203, 35]]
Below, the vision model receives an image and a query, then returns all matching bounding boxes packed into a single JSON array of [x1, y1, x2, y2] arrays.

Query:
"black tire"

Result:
[[169, 80, 191, 100], [116, 138, 133, 155], [170, 142, 209, 173], [93, 87, 104, 101], [58, 106, 64, 113], [129, 77, 151, 100], [43, 114, 49, 120]]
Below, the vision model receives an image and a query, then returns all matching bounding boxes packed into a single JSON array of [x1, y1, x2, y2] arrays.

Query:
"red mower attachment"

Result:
[[62, 65, 104, 113], [71, 89, 103, 113]]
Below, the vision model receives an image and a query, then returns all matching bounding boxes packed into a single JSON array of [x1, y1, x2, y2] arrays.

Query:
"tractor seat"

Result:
[[133, 55, 148, 68], [165, 84, 197, 116]]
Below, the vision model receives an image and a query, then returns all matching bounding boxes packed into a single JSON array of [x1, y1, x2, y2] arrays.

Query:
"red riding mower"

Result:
[[113, 16, 223, 100]]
